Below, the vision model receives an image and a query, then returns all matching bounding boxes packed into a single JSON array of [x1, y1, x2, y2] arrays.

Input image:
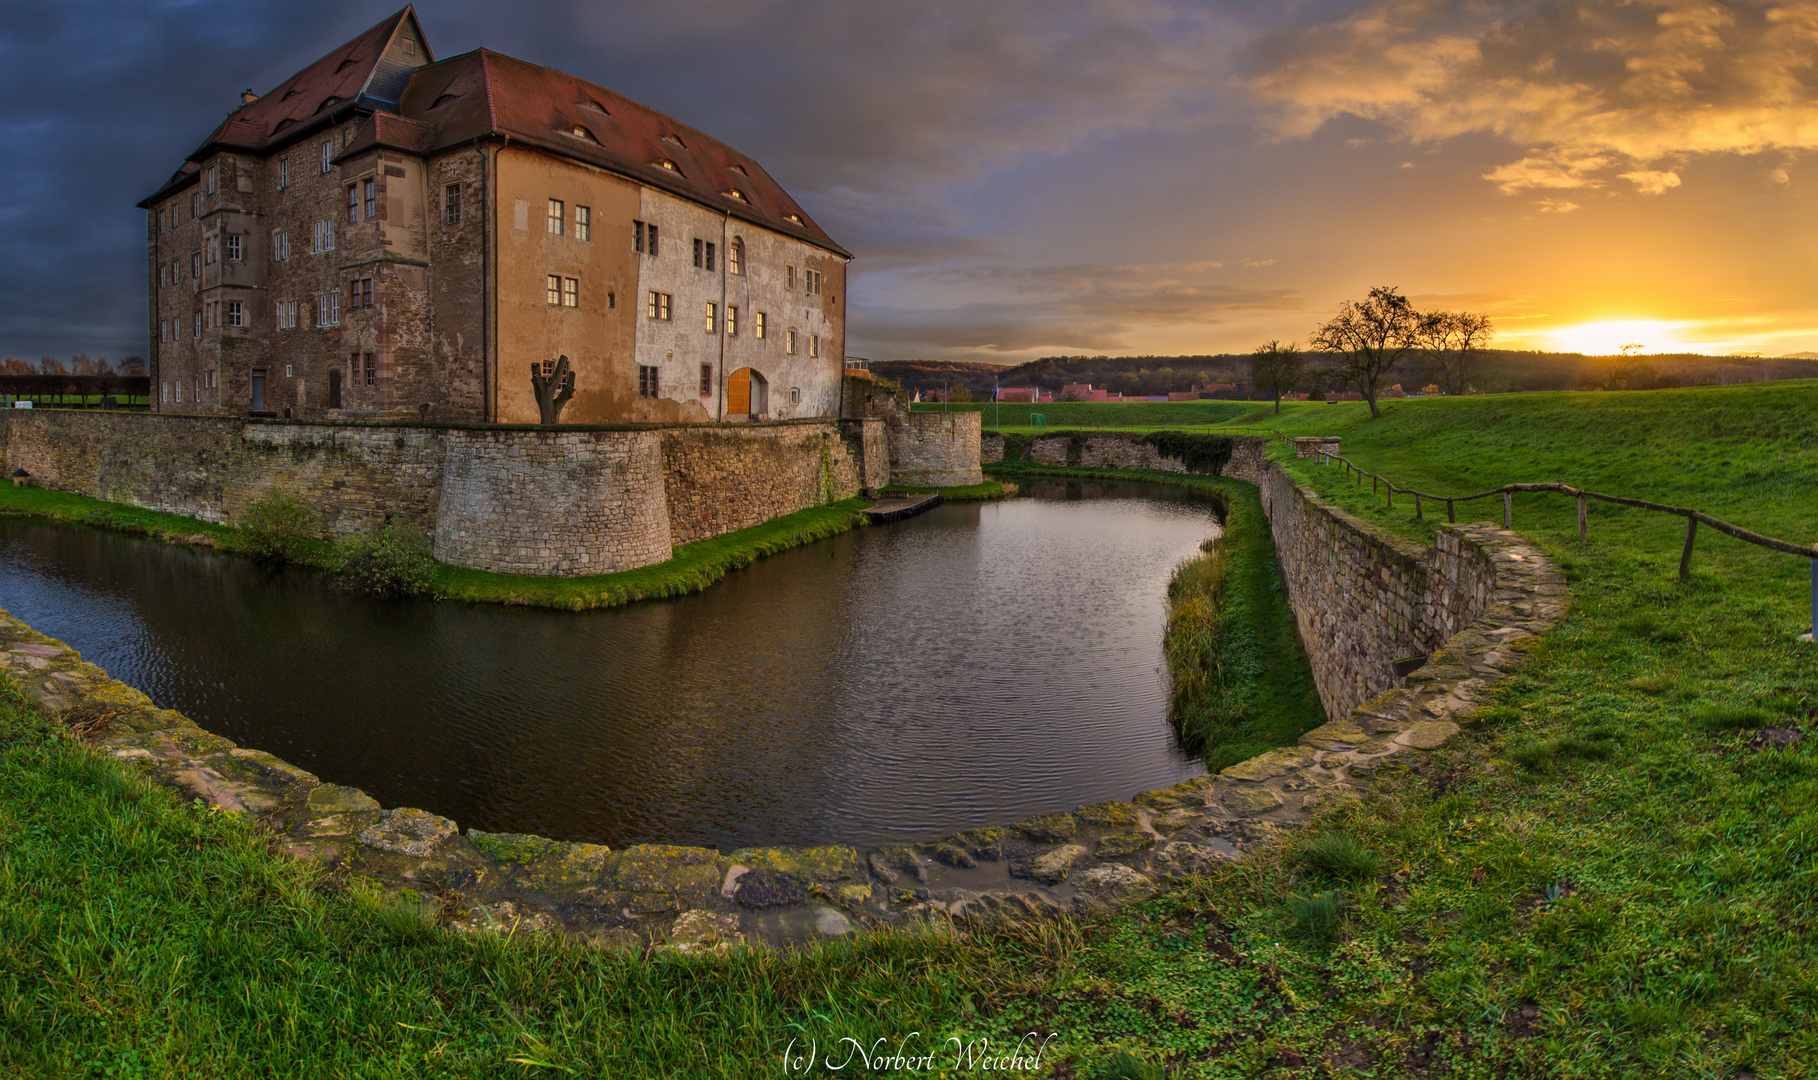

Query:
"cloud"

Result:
[[1249, 0, 1818, 197], [1534, 198, 1582, 212], [850, 259, 1302, 358]]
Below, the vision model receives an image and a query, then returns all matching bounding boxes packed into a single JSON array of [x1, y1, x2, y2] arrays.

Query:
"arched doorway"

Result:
[[726, 367, 767, 418], [328, 367, 342, 409]]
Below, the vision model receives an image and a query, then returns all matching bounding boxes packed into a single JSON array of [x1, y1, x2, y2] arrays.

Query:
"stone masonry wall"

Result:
[[981, 433, 1004, 464], [660, 420, 869, 544], [890, 411, 983, 487], [1223, 437, 1497, 721], [1024, 433, 1186, 473], [0, 410, 883, 578], [434, 429, 672, 576]]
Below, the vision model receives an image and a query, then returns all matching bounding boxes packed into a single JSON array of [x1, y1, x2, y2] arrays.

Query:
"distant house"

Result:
[[996, 386, 1042, 403]]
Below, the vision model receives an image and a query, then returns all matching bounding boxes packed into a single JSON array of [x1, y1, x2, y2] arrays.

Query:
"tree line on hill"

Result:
[[870, 302, 1817, 408], [0, 355, 147, 376]]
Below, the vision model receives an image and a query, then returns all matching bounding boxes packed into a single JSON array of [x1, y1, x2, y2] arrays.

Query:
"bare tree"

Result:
[[38, 355, 66, 376], [1418, 310, 1493, 396], [1308, 285, 1421, 418], [118, 355, 148, 376], [1249, 339, 1304, 415], [530, 355, 575, 424]]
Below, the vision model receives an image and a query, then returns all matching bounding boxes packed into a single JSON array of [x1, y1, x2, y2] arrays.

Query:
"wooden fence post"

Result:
[[1415, 493, 1423, 520], [1447, 499, 1455, 523], [1387, 485, 1393, 509], [1503, 491, 1512, 529], [1679, 518, 1697, 580], [1577, 495, 1587, 542]]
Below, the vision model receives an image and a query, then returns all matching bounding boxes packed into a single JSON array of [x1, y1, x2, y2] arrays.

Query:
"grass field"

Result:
[[918, 399, 1258, 431], [3, 383, 1816, 1076], [0, 484, 871, 612]]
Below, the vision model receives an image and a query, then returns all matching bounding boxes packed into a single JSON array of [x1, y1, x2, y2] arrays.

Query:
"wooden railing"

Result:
[[1233, 428, 1818, 638]]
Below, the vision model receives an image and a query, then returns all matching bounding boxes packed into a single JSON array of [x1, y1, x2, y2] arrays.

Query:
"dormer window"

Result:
[[561, 125, 599, 144], [661, 134, 686, 149], [725, 189, 747, 202], [273, 118, 295, 134], [281, 88, 302, 100], [729, 164, 748, 176], [785, 213, 803, 224], [317, 96, 340, 113], [581, 100, 611, 115], [335, 58, 357, 73], [659, 160, 680, 173], [431, 93, 461, 109]]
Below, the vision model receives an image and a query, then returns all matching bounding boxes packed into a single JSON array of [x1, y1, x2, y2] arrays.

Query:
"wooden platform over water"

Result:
[[862, 493, 943, 523]]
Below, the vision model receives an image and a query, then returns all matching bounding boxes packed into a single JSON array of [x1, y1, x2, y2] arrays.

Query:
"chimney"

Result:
[[241, 89, 260, 105]]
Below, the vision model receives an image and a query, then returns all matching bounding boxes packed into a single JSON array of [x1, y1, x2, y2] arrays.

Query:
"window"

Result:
[[193, 311, 201, 337], [790, 387, 802, 405], [726, 305, 739, 336], [547, 275, 562, 306], [786, 329, 798, 355], [318, 292, 341, 327], [638, 365, 659, 398], [547, 199, 564, 236], [364, 352, 375, 386], [227, 301, 244, 328], [363, 179, 375, 221], [805, 269, 823, 295], [226, 234, 241, 261], [694, 239, 716, 270], [171, 258, 180, 283], [278, 158, 289, 190], [159, 210, 167, 233], [284, 365, 292, 378], [312, 220, 335, 253], [755, 311, 767, 339], [700, 364, 714, 396], [161, 382, 168, 403], [204, 238, 217, 265], [192, 252, 202, 278], [191, 193, 200, 218], [320, 141, 333, 174], [174, 381, 181, 403], [607, 292, 616, 309], [351, 353, 362, 385], [575, 205, 590, 241], [563, 277, 579, 308], [647, 291, 672, 320], [350, 277, 373, 309], [810, 333, 820, 358], [160, 265, 168, 288], [693, 238, 702, 267], [444, 184, 461, 226], [277, 300, 297, 330], [347, 184, 360, 224], [272, 229, 289, 261], [194, 376, 200, 400], [634, 220, 658, 256], [728, 240, 744, 275], [704, 302, 717, 334], [206, 165, 217, 195], [160, 319, 167, 342], [786, 265, 796, 290], [206, 370, 216, 389]]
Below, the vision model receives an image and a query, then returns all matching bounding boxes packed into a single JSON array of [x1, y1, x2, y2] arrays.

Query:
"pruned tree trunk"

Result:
[[531, 355, 576, 425]]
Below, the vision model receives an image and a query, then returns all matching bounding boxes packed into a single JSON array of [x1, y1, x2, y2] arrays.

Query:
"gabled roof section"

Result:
[[392, 49, 848, 257]]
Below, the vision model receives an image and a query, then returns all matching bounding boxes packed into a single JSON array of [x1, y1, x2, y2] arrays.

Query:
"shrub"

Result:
[[1288, 890, 1343, 943], [237, 489, 315, 563], [1296, 832, 1386, 882], [336, 520, 437, 599]]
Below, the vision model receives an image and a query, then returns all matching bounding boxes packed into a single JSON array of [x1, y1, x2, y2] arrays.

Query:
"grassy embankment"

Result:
[[0, 484, 870, 611], [4, 384, 1818, 1076], [880, 479, 1015, 501]]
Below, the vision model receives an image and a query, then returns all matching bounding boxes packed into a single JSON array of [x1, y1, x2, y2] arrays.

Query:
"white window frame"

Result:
[[563, 277, 579, 308], [547, 198, 564, 236], [227, 301, 244, 328], [320, 141, 333, 174], [704, 302, 717, 334], [647, 291, 672, 320], [755, 311, 767, 339], [575, 205, 590, 241], [787, 329, 798, 355], [278, 158, 289, 190]]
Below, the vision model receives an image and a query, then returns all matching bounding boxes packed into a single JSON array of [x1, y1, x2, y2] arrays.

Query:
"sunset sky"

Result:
[[5, 0, 1816, 365]]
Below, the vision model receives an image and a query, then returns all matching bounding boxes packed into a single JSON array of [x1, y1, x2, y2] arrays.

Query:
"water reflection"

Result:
[[0, 481, 1216, 849]]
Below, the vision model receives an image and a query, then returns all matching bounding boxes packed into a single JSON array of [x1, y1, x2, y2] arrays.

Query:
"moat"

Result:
[[0, 480, 1216, 850]]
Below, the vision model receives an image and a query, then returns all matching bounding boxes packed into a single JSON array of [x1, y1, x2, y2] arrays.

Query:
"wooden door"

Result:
[[328, 368, 342, 409], [727, 368, 751, 413]]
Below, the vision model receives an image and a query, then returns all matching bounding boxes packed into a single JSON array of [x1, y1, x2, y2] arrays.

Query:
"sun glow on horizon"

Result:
[[1542, 319, 1693, 356]]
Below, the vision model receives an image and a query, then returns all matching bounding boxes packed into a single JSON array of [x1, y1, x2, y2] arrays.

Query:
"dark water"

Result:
[[0, 481, 1217, 850]]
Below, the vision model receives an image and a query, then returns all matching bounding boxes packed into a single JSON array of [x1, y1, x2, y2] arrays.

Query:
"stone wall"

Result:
[[1220, 437, 1496, 721], [435, 429, 671, 576], [660, 421, 868, 544], [0, 410, 886, 578], [891, 411, 983, 486], [981, 433, 1004, 464]]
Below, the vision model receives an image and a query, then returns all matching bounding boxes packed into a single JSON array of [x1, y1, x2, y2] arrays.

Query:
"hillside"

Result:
[[871, 351, 1818, 401]]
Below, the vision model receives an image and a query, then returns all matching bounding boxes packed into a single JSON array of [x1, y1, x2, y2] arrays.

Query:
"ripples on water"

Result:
[[0, 481, 1217, 849]]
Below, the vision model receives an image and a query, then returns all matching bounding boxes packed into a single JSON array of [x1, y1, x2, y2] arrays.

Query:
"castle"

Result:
[[139, 7, 848, 425]]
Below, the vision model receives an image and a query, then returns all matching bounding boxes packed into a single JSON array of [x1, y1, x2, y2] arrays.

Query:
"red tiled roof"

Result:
[[139, 7, 846, 256]]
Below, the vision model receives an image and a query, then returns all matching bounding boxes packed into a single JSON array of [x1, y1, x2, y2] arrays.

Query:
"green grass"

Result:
[[880, 479, 1013, 501], [7, 382, 1818, 1075], [0, 483, 871, 611], [920, 399, 1257, 431]]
